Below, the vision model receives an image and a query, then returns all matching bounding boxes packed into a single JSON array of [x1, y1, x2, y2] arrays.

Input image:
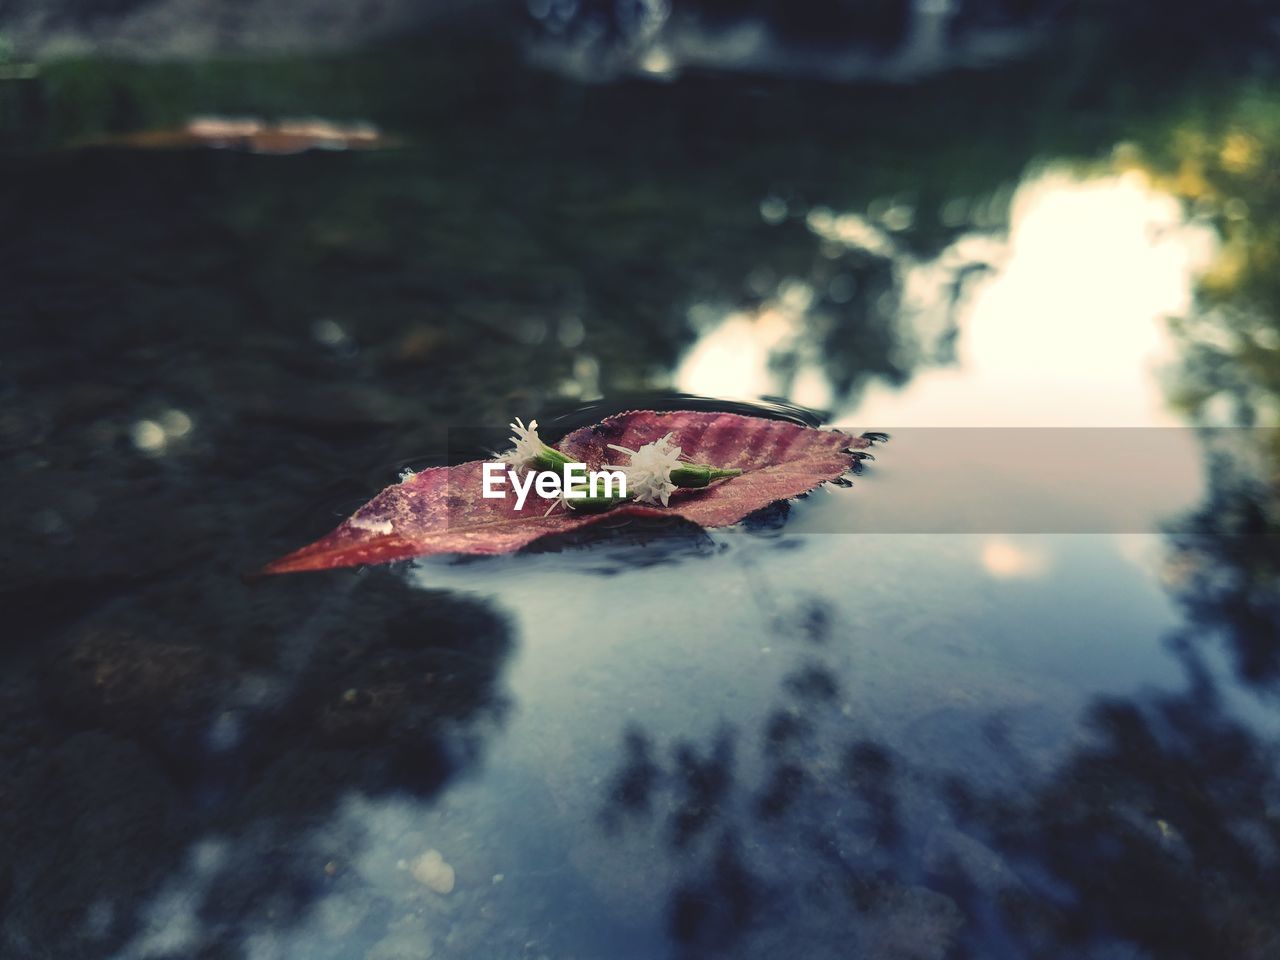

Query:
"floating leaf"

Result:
[[262, 410, 871, 574], [94, 117, 391, 154]]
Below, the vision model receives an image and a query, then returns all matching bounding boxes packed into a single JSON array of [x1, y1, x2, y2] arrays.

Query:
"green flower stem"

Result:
[[529, 452, 739, 513], [532, 447, 574, 471], [669, 465, 742, 488], [566, 494, 626, 513]]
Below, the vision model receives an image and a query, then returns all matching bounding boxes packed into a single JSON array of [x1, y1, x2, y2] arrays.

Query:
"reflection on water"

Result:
[[3, 572, 513, 958], [678, 164, 1219, 427], [395, 532, 1192, 958], [2, 6, 1280, 960], [528, 0, 1043, 84], [96, 116, 390, 155], [855, 166, 1218, 427]]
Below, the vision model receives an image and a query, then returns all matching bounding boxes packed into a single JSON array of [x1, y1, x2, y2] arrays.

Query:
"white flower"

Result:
[[541, 485, 586, 517], [502, 417, 546, 467], [606, 432, 683, 506]]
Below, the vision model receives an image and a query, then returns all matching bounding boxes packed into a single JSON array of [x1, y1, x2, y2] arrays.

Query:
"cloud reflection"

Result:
[[980, 536, 1050, 579], [676, 165, 1219, 430], [856, 167, 1218, 427]]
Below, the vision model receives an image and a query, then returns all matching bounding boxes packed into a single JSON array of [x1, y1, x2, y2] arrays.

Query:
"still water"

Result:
[[2, 10, 1278, 960]]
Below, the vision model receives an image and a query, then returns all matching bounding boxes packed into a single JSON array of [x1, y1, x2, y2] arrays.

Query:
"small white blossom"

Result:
[[542, 468, 598, 515], [544, 494, 565, 517], [503, 417, 546, 467], [606, 432, 683, 506]]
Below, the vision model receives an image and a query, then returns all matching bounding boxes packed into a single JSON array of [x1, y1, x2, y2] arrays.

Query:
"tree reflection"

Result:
[[590, 41, 1280, 956], [599, 456, 1280, 958], [1166, 450, 1280, 687], [971, 680, 1280, 958], [599, 600, 965, 957], [1144, 85, 1280, 683]]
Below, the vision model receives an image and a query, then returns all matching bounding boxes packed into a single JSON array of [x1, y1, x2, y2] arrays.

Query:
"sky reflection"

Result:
[[677, 165, 1219, 429], [855, 167, 1218, 427]]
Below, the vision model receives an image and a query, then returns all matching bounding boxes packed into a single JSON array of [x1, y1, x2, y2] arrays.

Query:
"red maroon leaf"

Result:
[[261, 411, 871, 574]]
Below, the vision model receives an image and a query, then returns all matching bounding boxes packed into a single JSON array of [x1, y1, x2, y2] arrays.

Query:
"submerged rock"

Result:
[[410, 849, 455, 894], [45, 628, 228, 740]]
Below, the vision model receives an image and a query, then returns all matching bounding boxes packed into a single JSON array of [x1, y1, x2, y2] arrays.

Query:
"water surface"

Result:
[[2, 10, 1279, 959]]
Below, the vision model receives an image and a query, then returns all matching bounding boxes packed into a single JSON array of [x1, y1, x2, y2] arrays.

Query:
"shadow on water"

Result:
[[0, 569, 513, 958]]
